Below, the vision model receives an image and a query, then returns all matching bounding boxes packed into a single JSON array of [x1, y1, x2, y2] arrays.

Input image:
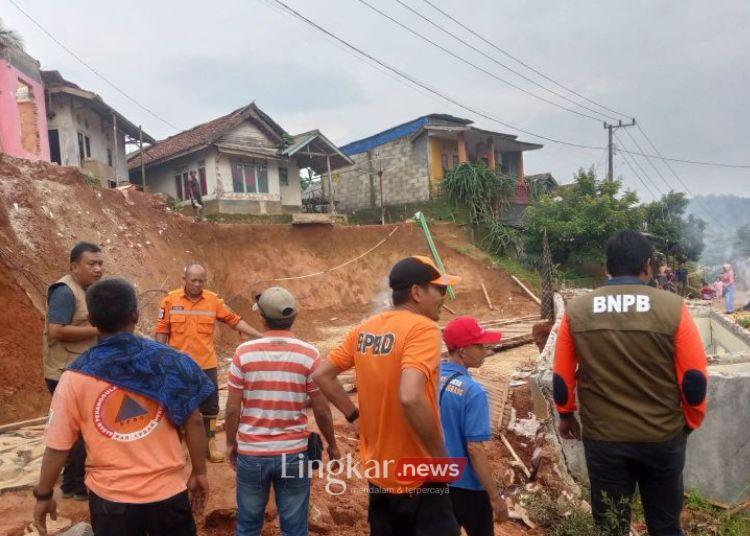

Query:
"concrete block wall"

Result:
[[335, 135, 430, 212]]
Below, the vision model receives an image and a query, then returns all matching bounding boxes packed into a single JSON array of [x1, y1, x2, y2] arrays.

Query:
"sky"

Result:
[[3, 0, 749, 201]]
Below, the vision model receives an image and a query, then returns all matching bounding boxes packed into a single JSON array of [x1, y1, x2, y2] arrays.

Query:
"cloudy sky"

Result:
[[4, 0, 748, 201]]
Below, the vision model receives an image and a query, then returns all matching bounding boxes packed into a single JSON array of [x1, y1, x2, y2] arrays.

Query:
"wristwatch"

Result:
[[32, 487, 54, 501], [345, 408, 360, 423]]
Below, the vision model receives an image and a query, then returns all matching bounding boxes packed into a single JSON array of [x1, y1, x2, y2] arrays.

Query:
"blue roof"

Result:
[[340, 114, 471, 156]]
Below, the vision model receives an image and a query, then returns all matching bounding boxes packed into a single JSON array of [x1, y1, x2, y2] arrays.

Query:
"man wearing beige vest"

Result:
[[43, 242, 104, 500]]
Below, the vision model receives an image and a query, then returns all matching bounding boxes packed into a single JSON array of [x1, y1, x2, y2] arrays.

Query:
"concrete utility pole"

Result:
[[604, 119, 636, 181], [377, 152, 385, 225], [138, 125, 146, 190]]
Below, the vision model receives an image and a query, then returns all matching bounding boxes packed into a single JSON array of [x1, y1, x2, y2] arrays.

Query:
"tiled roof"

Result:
[[128, 103, 285, 169]]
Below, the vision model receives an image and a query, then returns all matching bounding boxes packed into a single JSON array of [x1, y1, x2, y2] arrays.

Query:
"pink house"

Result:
[[0, 42, 50, 161]]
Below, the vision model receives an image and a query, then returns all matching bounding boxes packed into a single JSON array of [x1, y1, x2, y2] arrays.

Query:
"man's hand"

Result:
[[327, 443, 341, 461], [492, 495, 509, 523], [226, 442, 238, 471], [33, 499, 58, 536], [558, 416, 581, 440], [186, 471, 209, 515]]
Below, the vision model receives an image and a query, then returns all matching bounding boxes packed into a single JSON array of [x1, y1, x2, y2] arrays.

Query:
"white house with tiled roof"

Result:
[[127, 103, 351, 215]]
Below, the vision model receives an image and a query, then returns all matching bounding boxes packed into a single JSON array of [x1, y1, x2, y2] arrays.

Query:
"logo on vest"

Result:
[[592, 294, 651, 314], [357, 332, 396, 355], [93, 385, 164, 441]]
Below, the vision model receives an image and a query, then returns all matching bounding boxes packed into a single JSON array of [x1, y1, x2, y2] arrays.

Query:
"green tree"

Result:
[[523, 168, 644, 269], [644, 191, 706, 261]]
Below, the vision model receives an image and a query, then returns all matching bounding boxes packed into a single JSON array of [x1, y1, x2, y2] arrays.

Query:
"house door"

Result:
[[48, 130, 61, 165]]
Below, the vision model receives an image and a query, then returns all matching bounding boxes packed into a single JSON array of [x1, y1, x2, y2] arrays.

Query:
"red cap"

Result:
[[443, 316, 502, 349]]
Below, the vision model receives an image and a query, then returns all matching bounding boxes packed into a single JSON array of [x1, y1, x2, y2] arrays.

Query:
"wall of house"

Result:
[[46, 94, 128, 182], [215, 152, 301, 208], [335, 135, 430, 212], [138, 147, 217, 199], [0, 48, 50, 161]]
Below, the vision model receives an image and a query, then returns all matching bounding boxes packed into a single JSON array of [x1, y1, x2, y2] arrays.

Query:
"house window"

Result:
[[174, 175, 184, 200], [107, 179, 117, 189], [231, 161, 269, 194], [107, 148, 113, 167], [441, 154, 449, 173], [279, 167, 289, 186], [78, 133, 91, 161], [198, 162, 208, 195]]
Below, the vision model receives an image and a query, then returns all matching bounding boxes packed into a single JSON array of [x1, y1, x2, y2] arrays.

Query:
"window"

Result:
[[107, 180, 117, 189], [231, 161, 269, 193], [441, 154, 449, 172], [279, 167, 289, 186], [107, 148, 113, 167], [78, 133, 91, 161], [174, 175, 184, 200], [198, 162, 208, 195]]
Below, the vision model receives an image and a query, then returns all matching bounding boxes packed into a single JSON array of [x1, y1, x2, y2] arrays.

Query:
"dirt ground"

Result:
[[0, 154, 559, 535]]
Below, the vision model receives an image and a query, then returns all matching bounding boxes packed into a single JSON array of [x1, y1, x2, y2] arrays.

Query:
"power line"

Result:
[[262, 0, 602, 150], [616, 147, 658, 200], [354, 0, 605, 122], [419, 0, 632, 120], [6, 0, 181, 132], [390, 0, 621, 122], [623, 127, 673, 193], [614, 132, 664, 197]]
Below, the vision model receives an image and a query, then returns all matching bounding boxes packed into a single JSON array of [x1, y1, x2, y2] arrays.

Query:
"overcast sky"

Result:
[[4, 0, 748, 201]]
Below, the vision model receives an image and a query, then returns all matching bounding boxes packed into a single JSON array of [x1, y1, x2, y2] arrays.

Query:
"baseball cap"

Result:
[[389, 255, 461, 291], [443, 316, 502, 349], [253, 287, 296, 319]]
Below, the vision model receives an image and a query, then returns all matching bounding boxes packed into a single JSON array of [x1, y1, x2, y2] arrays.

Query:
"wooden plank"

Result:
[[0, 416, 47, 435], [511, 275, 542, 306], [480, 281, 494, 310]]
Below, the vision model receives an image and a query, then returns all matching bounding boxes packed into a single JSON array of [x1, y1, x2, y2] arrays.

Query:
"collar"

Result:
[[181, 288, 205, 302], [442, 361, 469, 375], [605, 276, 647, 286], [97, 332, 138, 344], [263, 330, 295, 338]]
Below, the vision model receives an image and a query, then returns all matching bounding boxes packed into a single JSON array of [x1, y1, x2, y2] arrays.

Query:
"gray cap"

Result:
[[253, 286, 297, 319]]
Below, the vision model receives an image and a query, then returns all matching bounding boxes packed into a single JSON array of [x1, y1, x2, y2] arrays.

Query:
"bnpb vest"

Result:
[[566, 284, 685, 442], [43, 274, 98, 380]]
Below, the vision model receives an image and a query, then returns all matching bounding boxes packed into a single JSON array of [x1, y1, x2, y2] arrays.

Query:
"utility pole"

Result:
[[138, 125, 146, 190], [604, 119, 636, 181], [377, 152, 385, 225]]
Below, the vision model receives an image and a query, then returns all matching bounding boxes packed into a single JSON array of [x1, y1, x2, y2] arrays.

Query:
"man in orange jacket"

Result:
[[554, 230, 707, 536]]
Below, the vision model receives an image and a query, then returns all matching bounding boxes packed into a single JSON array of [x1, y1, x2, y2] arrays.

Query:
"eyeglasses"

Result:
[[429, 284, 448, 296]]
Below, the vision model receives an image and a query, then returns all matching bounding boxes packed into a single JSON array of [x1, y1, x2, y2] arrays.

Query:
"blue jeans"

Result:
[[725, 284, 735, 313], [236, 453, 310, 536]]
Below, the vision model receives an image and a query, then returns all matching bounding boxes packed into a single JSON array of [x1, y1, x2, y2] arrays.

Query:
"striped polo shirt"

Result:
[[228, 330, 320, 456]]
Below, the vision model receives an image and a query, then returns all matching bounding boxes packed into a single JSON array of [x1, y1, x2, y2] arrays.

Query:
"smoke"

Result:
[[369, 277, 393, 316]]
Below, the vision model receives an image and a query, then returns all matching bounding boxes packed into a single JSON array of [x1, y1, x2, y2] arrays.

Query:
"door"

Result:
[[48, 130, 61, 165]]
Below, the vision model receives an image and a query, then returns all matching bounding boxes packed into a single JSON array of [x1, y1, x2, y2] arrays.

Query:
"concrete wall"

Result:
[[335, 134, 430, 212], [0, 48, 50, 161], [46, 93, 128, 183], [138, 146, 301, 213]]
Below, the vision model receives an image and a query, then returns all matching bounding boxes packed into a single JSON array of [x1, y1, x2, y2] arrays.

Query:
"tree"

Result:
[[0, 18, 24, 50], [644, 191, 706, 261], [735, 223, 750, 259], [523, 168, 644, 269]]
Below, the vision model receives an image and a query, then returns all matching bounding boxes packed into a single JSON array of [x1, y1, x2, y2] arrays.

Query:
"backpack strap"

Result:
[[439, 371, 465, 402]]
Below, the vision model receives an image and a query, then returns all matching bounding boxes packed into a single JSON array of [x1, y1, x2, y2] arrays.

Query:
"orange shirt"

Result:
[[44, 371, 186, 504], [155, 288, 241, 369], [328, 309, 443, 493]]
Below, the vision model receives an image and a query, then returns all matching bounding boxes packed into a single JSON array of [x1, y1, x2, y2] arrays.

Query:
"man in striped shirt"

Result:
[[225, 287, 340, 536]]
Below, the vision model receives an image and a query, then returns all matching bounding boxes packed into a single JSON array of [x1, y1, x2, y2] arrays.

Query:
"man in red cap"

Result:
[[440, 316, 508, 536]]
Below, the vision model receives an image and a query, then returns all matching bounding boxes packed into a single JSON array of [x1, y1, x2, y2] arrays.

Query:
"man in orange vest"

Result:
[[156, 263, 263, 462]]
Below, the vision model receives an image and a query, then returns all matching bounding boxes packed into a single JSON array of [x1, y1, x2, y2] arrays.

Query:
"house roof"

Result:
[[525, 172, 558, 187], [281, 130, 354, 170], [41, 70, 156, 144], [128, 102, 285, 170], [340, 113, 541, 155]]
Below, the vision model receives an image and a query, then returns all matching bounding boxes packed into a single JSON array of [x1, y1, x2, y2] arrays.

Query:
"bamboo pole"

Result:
[[511, 275, 541, 305]]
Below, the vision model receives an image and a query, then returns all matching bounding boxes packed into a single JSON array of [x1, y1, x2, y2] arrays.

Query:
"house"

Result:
[[502, 172, 558, 226], [0, 42, 50, 161], [334, 114, 543, 213], [127, 103, 352, 215], [41, 70, 155, 188]]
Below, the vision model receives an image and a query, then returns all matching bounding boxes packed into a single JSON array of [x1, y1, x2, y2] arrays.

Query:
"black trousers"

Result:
[[449, 487, 493, 536], [583, 431, 687, 536], [89, 490, 197, 536], [199, 367, 219, 416], [46, 378, 87, 494], [368, 482, 460, 536]]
